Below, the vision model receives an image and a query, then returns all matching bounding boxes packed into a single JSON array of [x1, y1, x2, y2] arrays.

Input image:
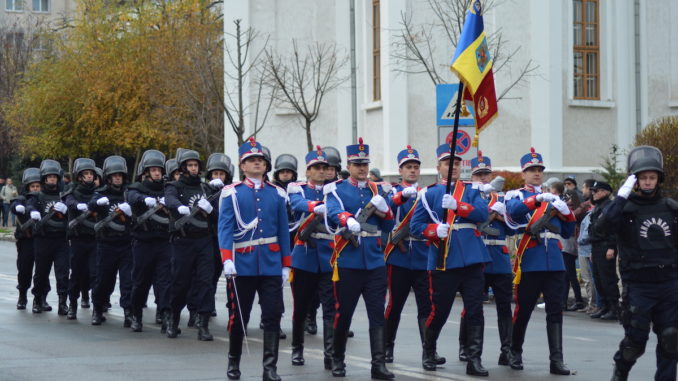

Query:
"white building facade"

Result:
[[225, 0, 676, 181]]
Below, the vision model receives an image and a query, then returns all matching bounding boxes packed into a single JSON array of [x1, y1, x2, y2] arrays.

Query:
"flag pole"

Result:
[[436, 81, 465, 270]]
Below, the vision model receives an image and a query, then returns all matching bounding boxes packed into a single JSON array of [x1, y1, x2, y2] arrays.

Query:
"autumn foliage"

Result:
[[635, 116, 678, 197]]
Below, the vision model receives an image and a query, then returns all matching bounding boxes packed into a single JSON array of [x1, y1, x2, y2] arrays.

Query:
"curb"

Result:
[[0, 233, 16, 242]]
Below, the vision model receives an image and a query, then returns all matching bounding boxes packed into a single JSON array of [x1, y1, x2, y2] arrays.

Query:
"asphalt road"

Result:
[[0, 240, 659, 380]]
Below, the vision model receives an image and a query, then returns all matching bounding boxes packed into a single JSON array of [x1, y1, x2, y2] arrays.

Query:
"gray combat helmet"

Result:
[[165, 159, 178, 177], [102, 155, 128, 179], [39, 159, 62, 182], [322, 146, 342, 171], [261, 146, 272, 174], [22, 167, 41, 191], [73, 158, 96, 179], [628, 145, 664, 182], [176, 148, 202, 172], [140, 150, 166, 174], [205, 153, 232, 180]]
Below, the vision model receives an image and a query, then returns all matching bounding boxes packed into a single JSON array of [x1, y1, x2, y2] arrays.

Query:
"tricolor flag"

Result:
[[450, 0, 498, 137]]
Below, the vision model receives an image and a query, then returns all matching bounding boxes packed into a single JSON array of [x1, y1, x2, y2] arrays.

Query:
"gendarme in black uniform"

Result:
[[597, 146, 678, 381]]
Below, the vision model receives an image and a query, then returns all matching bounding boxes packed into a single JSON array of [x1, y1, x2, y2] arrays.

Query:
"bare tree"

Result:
[[265, 40, 348, 151], [392, 0, 538, 100]]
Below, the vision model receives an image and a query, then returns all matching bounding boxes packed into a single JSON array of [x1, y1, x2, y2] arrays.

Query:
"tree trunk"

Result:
[[132, 148, 142, 181], [305, 118, 313, 152]]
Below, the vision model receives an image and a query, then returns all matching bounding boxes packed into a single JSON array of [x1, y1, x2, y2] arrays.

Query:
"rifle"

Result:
[[297, 213, 326, 248], [19, 217, 36, 233], [527, 203, 560, 238], [68, 210, 97, 235], [339, 227, 360, 248], [174, 191, 220, 236], [136, 203, 168, 230], [34, 208, 61, 233], [354, 202, 383, 233], [477, 212, 501, 236], [94, 208, 126, 233], [388, 223, 410, 253]]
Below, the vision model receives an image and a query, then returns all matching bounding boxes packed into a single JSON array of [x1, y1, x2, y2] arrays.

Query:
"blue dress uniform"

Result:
[[26, 160, 70, 316], [410, 144, 490, 375], [383, 146, 444, 366], [164, 149, 217, 340], [62, 158, 98, 319], [89, 156, 134, 327], [287, 147, 336, 369], [126, 150, 172, 332], [504, 148, 575, 375], [10, 168, 40, 311], [218, 138, 291, 381], [325, 138, 396, 379], [458, 154, 515, 366]]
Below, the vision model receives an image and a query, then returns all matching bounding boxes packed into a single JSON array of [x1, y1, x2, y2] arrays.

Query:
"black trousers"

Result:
[[484, 273, 513, 321], [16, 238, 34, 293], [427, 264, 485, 331], [186, 238, 222, 312], [93, 240, 133, 309], [131, 238, 172, 313], [562, 252, 583, 304], [513, 271, 565, 341], [68, 237, 97, 302], [169, 235, 214, 315], [385, 265, 431, 323], [227, 275, 283, 337], [33, 236, 69, 297], [591, 246, 620, 304], [291, 268, 335, 327], [333, 267, 387, 332]]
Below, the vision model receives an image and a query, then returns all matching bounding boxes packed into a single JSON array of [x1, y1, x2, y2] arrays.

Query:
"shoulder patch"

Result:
[[221, 181, 241, 198], [504, 189, 524, 201], [266, 181, 287, 198], [287, 182, 305, 194]]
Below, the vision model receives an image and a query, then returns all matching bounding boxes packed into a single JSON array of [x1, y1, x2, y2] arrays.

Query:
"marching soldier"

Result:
[[458, 153, 514, 366], [409, 144, 491, 376], [10, 168, 41, 310], [322, 146, 341, 184], [287, 146, 336, 369], [383, 145, 445, 366], [218, 137, 291, 381], [127, 150, 172, 332], [165, 159, 180, 182], [273, 154, 298, 190], [26, 160, 69, 315], [325, 138, 395, 380], [596, 146, 678, 381], [89, 156, 134, 326], [504, 148, 575, 375], [62, 158, 99, 319], [164, 149, 217, 341]]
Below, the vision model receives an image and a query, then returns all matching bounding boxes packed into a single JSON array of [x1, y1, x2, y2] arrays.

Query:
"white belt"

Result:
[[452, 223, 477, 230], [310, 233, 334, 241], [234, 237, 278, 249], [483, 239, 507, 246], [405, 237, 427, 242], [539, 232, 563, 241], [359, 231, 382, 238]]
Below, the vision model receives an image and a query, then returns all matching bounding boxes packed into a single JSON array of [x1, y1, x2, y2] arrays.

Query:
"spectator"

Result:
[[577, 211, 601, 314], [551, 183, 584, 311], [1, 178, 19, 226], [563, 176, 583, 202], [0, 177, 5, 227], [369, 168, 383, 182]]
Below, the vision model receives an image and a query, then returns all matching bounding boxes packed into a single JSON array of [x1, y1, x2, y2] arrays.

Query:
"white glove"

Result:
[[30, 211, 41, 221], [177, 205, 190, 215], [144, 197, 157, 208], [77, 203, 88, 212], [282, 267, 291, 285], [53, 202, 67, 214], [436, 223, 450, 238], [159, 197, 166, 206], [442, 194, 457, 210], [15, 205, 25, 214], [536, 193, 557, 203], [346, 217, 361, 233], [118, 202, 132, 217], [370, 195, 389, 213], [402, 187, 418, 199], [96, 197, 110, 206], [209, 179, 224, 189], [313, 204, 326, 215], [552, 198, 571, 215], [490, 201, 506, 215], [618, 174, 637, 199], [223, 259, 237, 276], [197, 198, 213, 214], [480, 183, 494, 194]]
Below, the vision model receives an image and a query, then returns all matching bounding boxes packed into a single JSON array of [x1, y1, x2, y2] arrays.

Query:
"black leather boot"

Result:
[[32, 296, 42, 313], [497, 317, 512, 366], [187, 310, 197, 328], [416, 318, 445, 365], [601, 302, 619, 321], [166, 311, 180, 338], [123, 308, 132, 328], [610, 364, 629, 381], [332, 328, 348, 377], [92, 307, 105, 325], [262, 330, 281, 381], [227, 332, 243, 380], [465, 325, 489, 377], [57, 295, 68, 316], [458, 315, 468, 361], [510, 321, 525, 370], [197, 314, 213, 341], [155, 309, 163, 324], [161, 310, 169, 334], [67, 299, 78, 320], [131, 310, 143, 332], [17, 290, 27, 310], [41, 295, 52, 312], [305, 309, 318, 335], [81, 292, 90, 308], [383, 318, 399, 363], [369, 327, 395, 380], [422, 325, 440, 371], [323, 320, 334, 370], [547, 323, 571, 375], [291, 315, 305, 366]]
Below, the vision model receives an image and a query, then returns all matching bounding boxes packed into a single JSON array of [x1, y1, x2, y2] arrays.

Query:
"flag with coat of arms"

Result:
[[450, 0, 498, 143]]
